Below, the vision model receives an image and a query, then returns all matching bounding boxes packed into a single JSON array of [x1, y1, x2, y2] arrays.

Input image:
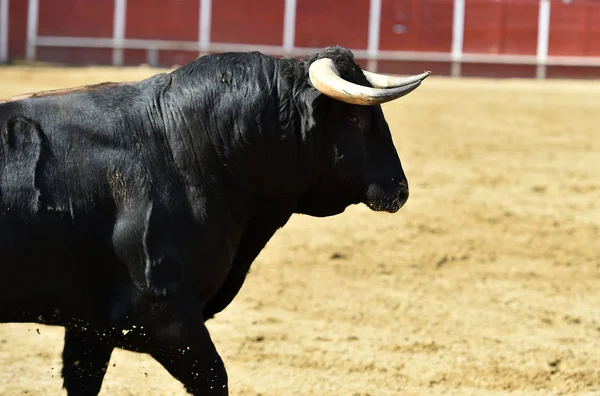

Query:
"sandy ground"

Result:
[[0, 63, 599, 396]]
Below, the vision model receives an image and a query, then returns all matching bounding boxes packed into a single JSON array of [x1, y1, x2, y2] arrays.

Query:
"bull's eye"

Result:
[[347, 115, 360, 125]]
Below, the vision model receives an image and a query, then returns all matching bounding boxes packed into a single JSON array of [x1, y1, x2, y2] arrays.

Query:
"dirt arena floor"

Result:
[[0, 63, 598, 396]]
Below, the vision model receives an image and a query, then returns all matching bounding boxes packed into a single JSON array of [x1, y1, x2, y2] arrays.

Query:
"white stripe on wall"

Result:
[[146, 48, 158, 67], [536, 0, 551, 79], [367, 0, 382, 72], [451, 0, 465, 77], [113, 0, 127, 66], [283, 0, 297, 55], [26, 0, 39, 60], [199, 0, 212, 56], [26, 36, 600, 68], [0, 0, 9, 63]]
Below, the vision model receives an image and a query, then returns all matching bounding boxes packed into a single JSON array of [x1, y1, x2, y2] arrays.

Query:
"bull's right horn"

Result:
[[308, 58, 430, 106]]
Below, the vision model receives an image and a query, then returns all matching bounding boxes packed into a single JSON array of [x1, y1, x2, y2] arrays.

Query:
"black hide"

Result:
[[0, 46, 411, 395]]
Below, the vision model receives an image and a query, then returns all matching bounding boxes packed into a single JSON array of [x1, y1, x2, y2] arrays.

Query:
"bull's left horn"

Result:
[[362, 70, 431, 89], [308, 58, 430, 106]]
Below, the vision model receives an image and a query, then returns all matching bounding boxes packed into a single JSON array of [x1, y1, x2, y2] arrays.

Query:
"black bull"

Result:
[[0, 46, 428, 395]]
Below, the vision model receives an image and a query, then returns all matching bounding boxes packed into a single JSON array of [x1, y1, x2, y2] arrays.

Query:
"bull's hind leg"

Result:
[[61, 328, 114, 396]]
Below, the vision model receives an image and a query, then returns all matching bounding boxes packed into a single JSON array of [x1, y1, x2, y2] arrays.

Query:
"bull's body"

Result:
[[0, 47, 426, 395], [0, 61, 283, 326]]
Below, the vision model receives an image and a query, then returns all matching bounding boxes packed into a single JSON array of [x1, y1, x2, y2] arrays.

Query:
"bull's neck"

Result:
[[216, 119, 313, 226], [161, 80, 314, 230]]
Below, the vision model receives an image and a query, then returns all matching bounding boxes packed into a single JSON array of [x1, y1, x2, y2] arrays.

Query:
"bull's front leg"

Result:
[[61, 328, 114, 396], [112, 199, 228, 395], [143, 295, 228, 395]]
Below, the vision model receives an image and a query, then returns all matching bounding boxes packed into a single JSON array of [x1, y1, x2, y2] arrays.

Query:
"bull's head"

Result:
[[296, 47, 429, 217]]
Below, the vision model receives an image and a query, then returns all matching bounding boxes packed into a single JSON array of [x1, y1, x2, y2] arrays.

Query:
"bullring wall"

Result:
[[2, 0, 600, 79]]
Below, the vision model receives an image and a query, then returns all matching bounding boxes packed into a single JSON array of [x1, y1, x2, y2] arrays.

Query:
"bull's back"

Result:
[[0, 87, 138, 205], [0, 98, 119, 236]]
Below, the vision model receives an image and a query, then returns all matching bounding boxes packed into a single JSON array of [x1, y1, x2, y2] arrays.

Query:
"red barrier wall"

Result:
[[464, 0, 539, 56], [5, 0, 600, 79], [39, 0, 114, 37], [34, 0, 114, 65], [295, 0, 370, 49], [213, 0, 285, 46], [549, 0, 600, 57], [124, 0, 200, 66], [379, 0, 454, 53], [7, 0, 27, 59]]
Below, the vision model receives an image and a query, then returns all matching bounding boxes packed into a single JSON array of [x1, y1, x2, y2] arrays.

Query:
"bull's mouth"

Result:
[[365, 198, 402, 213], [364, 185, 409, 213]]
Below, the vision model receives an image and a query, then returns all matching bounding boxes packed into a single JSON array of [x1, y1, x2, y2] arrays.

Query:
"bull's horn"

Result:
[[308, 58, 430, 106], [362, 70, 431, 89]]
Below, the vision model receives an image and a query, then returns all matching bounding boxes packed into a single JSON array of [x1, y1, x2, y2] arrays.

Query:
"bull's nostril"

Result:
[[394, 176, 408, 188], [392, 176, 407, 185], [397, 186, 409, 206]]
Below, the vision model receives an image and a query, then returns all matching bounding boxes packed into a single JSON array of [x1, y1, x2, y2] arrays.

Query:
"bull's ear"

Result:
[[293, 83, 326, 133], [307, 86, 328, 108]]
